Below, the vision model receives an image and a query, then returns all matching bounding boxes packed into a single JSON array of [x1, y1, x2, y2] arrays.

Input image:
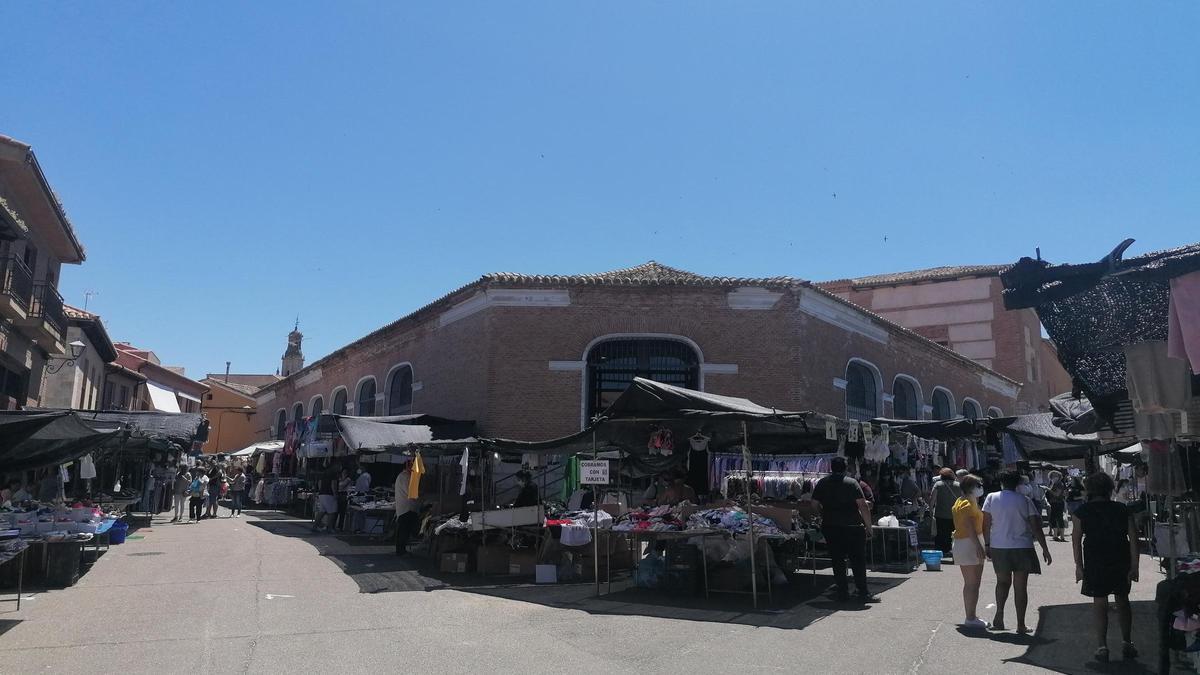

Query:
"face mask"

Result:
[[970, 487, 984, 499], [1017, 485, 1032, 496]]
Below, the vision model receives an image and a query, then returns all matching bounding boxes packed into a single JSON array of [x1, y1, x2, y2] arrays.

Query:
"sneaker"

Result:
[[856, 593, 881, 604], [963, 618, 988, 630]]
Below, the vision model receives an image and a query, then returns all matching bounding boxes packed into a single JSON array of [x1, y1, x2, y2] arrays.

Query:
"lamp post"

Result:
[[45, 340, 87, 375]]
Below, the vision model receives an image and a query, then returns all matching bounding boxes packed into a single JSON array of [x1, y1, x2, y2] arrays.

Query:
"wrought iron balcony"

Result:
[[29, 282, 66, 336], [0, 255, 34, 313]]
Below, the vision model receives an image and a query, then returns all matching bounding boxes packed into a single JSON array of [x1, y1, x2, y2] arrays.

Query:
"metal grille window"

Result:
[[586, 339, 699, 422], [387, 366, 413, 415], [962, 400, 981, 421], [892, 378, 919, 420], [332, 389, 347, 415], [311, 397, 323, 418], [988, 406, 1004, 418], [275, 410, 287, 440], [293, 402, 304, 422], [845, 362, 878, 421], [932, 390, 953, 421], [357, 379, 377, 416]]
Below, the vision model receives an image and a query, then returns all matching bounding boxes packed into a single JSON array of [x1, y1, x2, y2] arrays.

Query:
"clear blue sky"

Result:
[[3, 3, 1197, 378]]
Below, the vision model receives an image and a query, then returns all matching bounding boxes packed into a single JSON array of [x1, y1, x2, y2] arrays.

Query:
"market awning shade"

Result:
[[229, 440, 284, 457], [597, 377, 812, 421], [996, 413, 1104, 461], [330, 414, 477, 453], [0, 411, 123, 472], [145, 381, 181, 413], [61, 410, 207, 449], [870, 417, 984, 440]]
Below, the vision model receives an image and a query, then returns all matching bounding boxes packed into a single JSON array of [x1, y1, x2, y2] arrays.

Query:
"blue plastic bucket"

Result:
[[109, 521, 129, 545], [921, 550, 942, 571]]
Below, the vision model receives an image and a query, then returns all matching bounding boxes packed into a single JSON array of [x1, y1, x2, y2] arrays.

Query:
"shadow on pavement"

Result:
[[249, 515, 908, 629], [1001, 600, 1158, 674]]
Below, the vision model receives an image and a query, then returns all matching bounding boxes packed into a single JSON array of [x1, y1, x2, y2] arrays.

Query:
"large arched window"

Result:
[[356, 378, 377, 416], [987, 406, 1004, 418], [310, 396, 324, 418], [331, 388, 347, 416], [962, 399, 982, 421], [292, 402, 304, 423], [387, 365, 414, 416], [586, 338, 699, 422], [845, 360, 880, 421], [274, 409, 287, 440], [892, 376, 921, 420], [931, 388, 954, 421]]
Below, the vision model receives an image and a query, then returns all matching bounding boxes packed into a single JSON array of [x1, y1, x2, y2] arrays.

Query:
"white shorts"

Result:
[[952, 536, 984, 566], [318, 495, 338, 514]]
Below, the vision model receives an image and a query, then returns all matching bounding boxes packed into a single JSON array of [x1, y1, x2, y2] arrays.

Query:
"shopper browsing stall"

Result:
[[931, 468, 963, 556], [394, 462, 418, 556], [1071, 472, 1139, 663], [983, 470, 1052, 633]]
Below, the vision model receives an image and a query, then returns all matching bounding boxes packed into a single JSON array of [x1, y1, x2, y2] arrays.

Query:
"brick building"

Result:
[[819, 265, 1074, 415], [251, 262, 1020, 443]]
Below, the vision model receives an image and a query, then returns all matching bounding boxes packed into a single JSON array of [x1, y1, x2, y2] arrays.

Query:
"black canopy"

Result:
[[0, 411, 124, 472]]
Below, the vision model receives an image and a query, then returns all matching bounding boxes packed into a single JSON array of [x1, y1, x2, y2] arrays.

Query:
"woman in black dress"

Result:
[[1071, 472, 1140, 663]]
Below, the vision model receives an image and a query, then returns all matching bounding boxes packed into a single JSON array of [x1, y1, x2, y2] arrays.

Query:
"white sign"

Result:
[[861, 423, 874, 442], [848, 420, 860, 442], [881, 424, 890, 444], [825, 417, 838, 441], [580, 460, 609, 485]]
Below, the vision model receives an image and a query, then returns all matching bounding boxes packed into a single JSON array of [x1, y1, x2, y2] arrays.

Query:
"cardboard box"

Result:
[[508, 550, 537, 577], [535, 564, 557, 584], [476, 545, 510, 575], [440, 553, 469, 574]]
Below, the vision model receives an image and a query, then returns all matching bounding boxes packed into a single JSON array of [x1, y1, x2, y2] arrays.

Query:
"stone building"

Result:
[[252, 262, 1021, 442]]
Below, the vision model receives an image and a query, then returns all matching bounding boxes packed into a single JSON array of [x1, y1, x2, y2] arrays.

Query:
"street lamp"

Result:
[[45, 340, 87, 374]]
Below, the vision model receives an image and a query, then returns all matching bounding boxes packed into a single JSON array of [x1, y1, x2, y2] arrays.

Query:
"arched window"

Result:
[[845, 360, 879, 421], [892, 377, 920, 420], [988, 406, 1004, 418], [274, 410, 287, 440], [962, 399, 981, 421], [310, 396, 324, 418], [292, 402, 304, 423], [331, 388, 347, 416], [387, 365, 414, 416], [356, 378, 377, 416], [586, 338, 699, 421], [931, 389, 954, 421]]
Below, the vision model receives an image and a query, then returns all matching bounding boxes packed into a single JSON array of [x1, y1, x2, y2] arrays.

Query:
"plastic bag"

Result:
[[877, 515, 900, 528]]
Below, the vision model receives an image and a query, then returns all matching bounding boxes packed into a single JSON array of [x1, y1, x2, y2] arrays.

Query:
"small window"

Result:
[[274, 410, 287, 440], [311, 396, 323, 418], [932, 389, 953, 421], [332, 389, 347, 415], [293, 402, 304, 422], [987, 406, 1004, 418], [845, 361, 879, 421], [357, 379, 377, 416], [892, 377, 920, 420], [962, 399, 981, 421]]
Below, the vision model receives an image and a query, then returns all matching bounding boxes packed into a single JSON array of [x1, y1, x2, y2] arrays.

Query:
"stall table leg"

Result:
[[700, 536, 709, 600]]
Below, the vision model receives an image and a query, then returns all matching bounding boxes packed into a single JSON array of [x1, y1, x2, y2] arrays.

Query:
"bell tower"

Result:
[[281, 319, 304, 377]]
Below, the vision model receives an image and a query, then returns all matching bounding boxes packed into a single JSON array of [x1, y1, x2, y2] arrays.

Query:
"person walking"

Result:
[[1072, 472, 1140, 662], [1046, 471, 1068, 542], [953, 474, 988, 629], [188, 469, 208, 523], [930, 468, 963, 557], [205, 465, 225, 519], [229, 467, 247, 518], [812, 457, 877, 603], [983, 470, 1052, 633], [394, 461, 418, 556], [313, 463, 339, 533], [171, 468, 190, 523]]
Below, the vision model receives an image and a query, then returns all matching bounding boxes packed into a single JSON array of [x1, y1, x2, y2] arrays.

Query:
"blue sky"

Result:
[[3, 3, 1196, 378]]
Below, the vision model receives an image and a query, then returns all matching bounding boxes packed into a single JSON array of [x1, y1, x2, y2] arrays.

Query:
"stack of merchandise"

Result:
[[687, 507, 784, 536], [613, 505, 687, 532], [545, 510, 612, 546]]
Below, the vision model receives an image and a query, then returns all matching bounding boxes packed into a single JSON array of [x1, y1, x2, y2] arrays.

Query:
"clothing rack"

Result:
[[723, 469, 830, 500]]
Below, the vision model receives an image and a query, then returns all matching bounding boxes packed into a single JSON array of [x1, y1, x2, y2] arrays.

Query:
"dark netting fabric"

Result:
[[1001, 241, 1200, 425]]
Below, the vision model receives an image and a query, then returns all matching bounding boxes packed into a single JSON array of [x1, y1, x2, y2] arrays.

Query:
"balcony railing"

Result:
[[29, 283, 66, 335], [0, 255, 34, 312]]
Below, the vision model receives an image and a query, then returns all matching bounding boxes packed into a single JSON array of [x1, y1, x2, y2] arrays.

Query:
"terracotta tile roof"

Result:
[[64, 304, 97, 321], [203, 374, 282, 390], [483, 261, 801, 288], [203, 378, 261, 397], [819, 264, 1007, 288]]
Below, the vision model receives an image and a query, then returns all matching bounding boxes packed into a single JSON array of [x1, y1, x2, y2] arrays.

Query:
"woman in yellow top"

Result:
[[952, 474, 987, 629]]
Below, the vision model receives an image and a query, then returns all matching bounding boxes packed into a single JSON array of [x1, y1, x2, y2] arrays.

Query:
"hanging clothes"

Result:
[[409, 452, 426, 499], [79, 455, 97, 480], [1168, 270, 1200, 372], [459, 448, 470, 496]]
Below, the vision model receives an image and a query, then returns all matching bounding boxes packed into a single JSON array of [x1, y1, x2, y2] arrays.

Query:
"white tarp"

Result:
[[145, 381, 181, 413], [229, 440, 284, 457]]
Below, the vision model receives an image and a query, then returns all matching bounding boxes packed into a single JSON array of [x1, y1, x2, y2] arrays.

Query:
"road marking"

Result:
[[264, 594, 294, 600]]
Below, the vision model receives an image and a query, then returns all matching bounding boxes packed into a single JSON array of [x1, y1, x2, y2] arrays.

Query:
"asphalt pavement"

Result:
[[0, 510, 1165, 674]]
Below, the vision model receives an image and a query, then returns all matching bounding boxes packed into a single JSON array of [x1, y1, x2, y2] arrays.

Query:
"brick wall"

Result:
[[254, 282, 1019, 443]]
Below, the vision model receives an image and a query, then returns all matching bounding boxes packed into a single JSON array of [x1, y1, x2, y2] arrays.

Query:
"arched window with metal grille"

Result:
[[310, 396, 323, 419], [274, 409, 287, 440], [292, 402, 304, 423], [387, 365, 414, 416], [892, 376, 921, 420], [932, 389, 954, 421], [845, 360, 879, 421], [962, 399, 981, 421], [356, 378, 377, 417], [331, 388, 347, 416], [585, 338, 699, 422]]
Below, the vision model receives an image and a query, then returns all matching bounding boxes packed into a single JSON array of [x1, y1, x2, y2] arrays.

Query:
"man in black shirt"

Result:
[[812, 457, 877, 603]]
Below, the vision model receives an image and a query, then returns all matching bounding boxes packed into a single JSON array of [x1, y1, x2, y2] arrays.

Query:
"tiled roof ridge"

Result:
[[819, 264, 1007, 288], [483, 260, 802, 287]]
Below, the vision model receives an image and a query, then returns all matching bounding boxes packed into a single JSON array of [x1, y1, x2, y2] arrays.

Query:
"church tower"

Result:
[[282, 320, 305, 377]]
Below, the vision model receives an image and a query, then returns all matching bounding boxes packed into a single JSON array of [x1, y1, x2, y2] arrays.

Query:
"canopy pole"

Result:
[[744, 421, 758, 609], [593, 429, 600, 597]]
